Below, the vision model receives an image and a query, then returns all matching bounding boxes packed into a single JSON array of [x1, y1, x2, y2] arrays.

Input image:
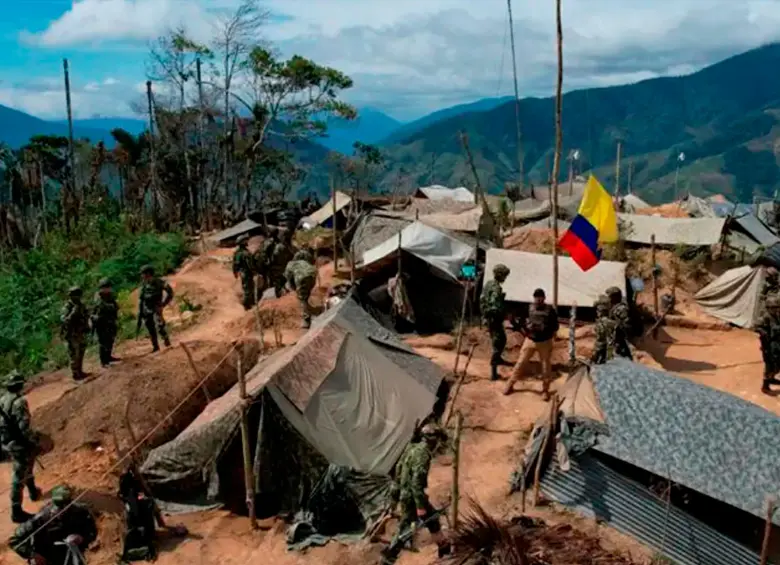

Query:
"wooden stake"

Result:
[[237, 357, 257, 529], [551, 0, 563, 310], [760, 496, 776, 565], [568, 302, 577, 368], [519, 460, 526, 514], [445, 343, 477, 427], [533, 394, 557, 506], [451, 412, 463, 529], [180, 342, 212, 402], [651, 234, 659, 338], [452, 284, 471, 376]]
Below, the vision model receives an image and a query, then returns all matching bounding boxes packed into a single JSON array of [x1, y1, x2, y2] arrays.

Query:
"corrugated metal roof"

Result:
[[618, 214, 726, 246], [542, 454, 767, 565]]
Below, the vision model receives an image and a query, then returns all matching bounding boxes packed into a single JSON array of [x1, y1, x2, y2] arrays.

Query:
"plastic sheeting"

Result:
[[695, 265, 765, 328], [618, 213, 726, 246], [304, 191, 352, 227], [415, 185, 474, 202], [485, 249, 627, 306], [734, 215, 780, 247], [210, 218, 263, 243], [359, 221, 475, 281]]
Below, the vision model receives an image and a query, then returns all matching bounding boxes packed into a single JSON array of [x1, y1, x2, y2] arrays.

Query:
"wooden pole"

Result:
[[38, 159, 46, 233], [445, 343, 477, 426], [615, 140, 622, 199], [237, 357, 257, 529], [196, 56, 205, 228], [180, 342, 212, 402], [451, 412, 463, 529], [506, 0, 524, 191], [519, 460, 526, 514], [628, 161, 634, 193], [568, 155, 574, 196], [568, 302, 577, 368], [550, 0, 564, 310], [760, 496, 776, 565], [146, 80, 157, 222], [452, 284, 470, 376], [651, 234, 659, 338], [460, 132, 483, 200], [331, 176, 338, 270], [63, 58, 78, 207], [532, 394, 557, 506]]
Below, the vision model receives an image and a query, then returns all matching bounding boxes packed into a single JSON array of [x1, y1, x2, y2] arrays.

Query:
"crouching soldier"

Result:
[[284, 250, 317, 329], [9, 485, 97, 565]]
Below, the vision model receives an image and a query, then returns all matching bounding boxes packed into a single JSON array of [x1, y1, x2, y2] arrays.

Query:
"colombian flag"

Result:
[[558, 176, 618, 271]]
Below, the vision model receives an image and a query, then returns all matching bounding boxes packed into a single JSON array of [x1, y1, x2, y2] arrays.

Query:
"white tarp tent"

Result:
[[359, 221, 475, 281], [303, 191, 352, 227], [416, 185, 475, 203], [485, 249, 627, 306], [618, 214, 726, 246], [694, 265, 765, 328]]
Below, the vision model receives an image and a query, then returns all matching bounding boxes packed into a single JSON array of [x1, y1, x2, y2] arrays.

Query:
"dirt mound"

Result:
[[633, 202, 689, 218], [35, 338, 261, 458]]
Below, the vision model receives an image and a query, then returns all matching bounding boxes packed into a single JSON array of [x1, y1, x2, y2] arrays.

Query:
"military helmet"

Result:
[[50, 485, 73, 506], [236, 234, 248, 245], [293, 249, 313, 263], [420, 423, 441, 437], [4, 370, 24, 389], [140, 264, 155, 275], [98, 277, 112, 289], [605, 286, 622, 298], [68, 286, 82, 296], [493, 263, 510, 279], [767, 295, 780, 309], [595, 295, 611, 316]]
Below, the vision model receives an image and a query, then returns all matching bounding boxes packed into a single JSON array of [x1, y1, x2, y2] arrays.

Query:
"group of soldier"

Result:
[[59, 265, 174, 381], [232, 228, 317, 328], [481, 264, 633, 399]]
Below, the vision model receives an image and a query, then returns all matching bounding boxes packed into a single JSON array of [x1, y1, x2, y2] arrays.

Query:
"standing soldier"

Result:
[[382, 424, 450, 563], [606, 286, 632, 360], [480, 264, 511, 381], [61, 286, 90, 381], [591, 295, 617, 364], [253, 226, 278, 295], [232, 235, 255, 311], [761, 266, 779, 313], [268, 229, 294, 297], [0, 370, 41, 523], [92, 278, 119, 368], [137, 265, 173, 352], [755, 295, 780, 394], [284, 250, 318, 328]]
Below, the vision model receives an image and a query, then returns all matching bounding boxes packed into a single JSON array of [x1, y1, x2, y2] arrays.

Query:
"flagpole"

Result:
[[551, 0, 564, 310]]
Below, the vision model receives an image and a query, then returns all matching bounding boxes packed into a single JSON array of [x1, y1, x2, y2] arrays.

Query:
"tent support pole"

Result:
[[550, 0, 563, 310], [760, 496, 776, 565], [452, 285, 471, 376], [331, 175, 338, 270], [446, 343, 476, 427], [651, 234, 659, 338], [533, 394, 557, 506], [237, 357, 257, 529], [451, 412, 462, 529]]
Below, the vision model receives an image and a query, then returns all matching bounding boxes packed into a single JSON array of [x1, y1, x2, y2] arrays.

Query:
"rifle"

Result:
[[386, 502, 451, 555], [0, 403, 44, 470]]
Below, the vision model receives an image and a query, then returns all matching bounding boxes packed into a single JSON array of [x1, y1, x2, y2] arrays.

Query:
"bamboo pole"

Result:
[[196, 56, 205, 228], [452, 285, 471, 376], [445, 343, 477, 427], [550, 0, 563, 310], [568, 302, 577, 368], [180, 343, 212, 402], [760, 496, 776, 565], [451, 412, 463, 529], [237, 357, 257, 529], [146, 80, 158, 222], [651, 234, 659, 338], [532, 394, 557, 506]]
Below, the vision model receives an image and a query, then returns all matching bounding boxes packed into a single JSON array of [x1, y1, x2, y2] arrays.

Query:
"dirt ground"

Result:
[[0, 241, 775, 565]]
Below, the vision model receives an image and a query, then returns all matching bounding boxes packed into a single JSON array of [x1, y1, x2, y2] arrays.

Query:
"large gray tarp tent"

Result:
[[695, 265, 765, 328], [141, 297, 445, 530]]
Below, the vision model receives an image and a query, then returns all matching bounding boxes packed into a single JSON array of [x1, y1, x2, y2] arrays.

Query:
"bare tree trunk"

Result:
[[551, 0, 563, 310], [63, 58, 78, 230], [507, 0, 524, 190], [197, 57, 205, 229], [146, 80, 158, 226]]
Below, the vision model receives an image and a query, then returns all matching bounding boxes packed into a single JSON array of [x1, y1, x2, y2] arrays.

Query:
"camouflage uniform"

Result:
[[0, 371, 40, 523], [761, 267, 779, 314], [10, 485, 97, 564], [606, 286, 633, 360], [233, 236, 256, 310], [92, 279, 119, 367], [61, 287, 90, 381], [591, 296, 617, 364], [755, 296, 780, 393], [481, 264, 510, 381], [139, 266, 173, 351], [252, 230, 276, 294], [284, 250, 317, 328], [269, 236, 294, 298]]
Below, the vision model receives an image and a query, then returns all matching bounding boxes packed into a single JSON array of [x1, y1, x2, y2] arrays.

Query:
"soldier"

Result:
[[137, 265, 173, 352], [383, 424, 450, 563], [591, 295, 617, 364], [0, 370, 41, 523], [606, 286, 632, 360], [61, 286, 90, 381], [10, 485, 97, 564], [504, 288, 559, 400], [232, 235, 256, 311], [253, 226, 278, 295], [761, 267, 779, 313], [92, 278, 119, 368], [480, 264, 511, 381], [284, 250, 318, 328], [268, 229, 294, 297], [756, 295, 780, 394]]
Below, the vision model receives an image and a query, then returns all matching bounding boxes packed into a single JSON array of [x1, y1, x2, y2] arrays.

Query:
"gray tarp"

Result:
[[415, 185, 474, 202], [734, 215, 780, 247], [210, 218, 262, 243], [694, 265, 765, 328], [618, 213, 726, 246]]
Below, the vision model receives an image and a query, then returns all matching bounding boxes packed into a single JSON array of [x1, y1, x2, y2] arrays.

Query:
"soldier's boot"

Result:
[[28, 483, 41, 502], [11, 505, 33, 524], [150, 335, 160, 353], [437, 542, 452, 558], [163, 336, 172, 347], [490, 363, 499, 382]]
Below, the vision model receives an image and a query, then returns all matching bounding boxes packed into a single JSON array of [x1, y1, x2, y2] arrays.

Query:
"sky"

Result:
[[2, 0, 780, 123]]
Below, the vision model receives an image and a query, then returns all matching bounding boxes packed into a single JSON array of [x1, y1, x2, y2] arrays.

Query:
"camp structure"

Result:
[[517, 359, 780, 565], [415, 184, 475, 203], [301, 190, 353, 229], [484, 248, 627, 308], [141, 295, 446, 546], [617, 213, 727, 247], [354, 220, 484, 332], [210, 218, 263, 246], [618, 193, 650, 213], [695, 265, 766, 328]]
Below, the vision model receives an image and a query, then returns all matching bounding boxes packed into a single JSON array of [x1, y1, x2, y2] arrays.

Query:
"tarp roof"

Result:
[[694, 265, 765, 328], [210, 218, 262, 243], [619, 193, 650, 212], [359, 221, 475, 281], [350, 213, 411, 262], [734, 214, 780, 248], [516, 216, 572, 232], [567, 359, 780, 526], [484, 249, 627, 306], [304, 191, 352, 227], [415, 185, 474, 202], [618, 213, 726, 246]]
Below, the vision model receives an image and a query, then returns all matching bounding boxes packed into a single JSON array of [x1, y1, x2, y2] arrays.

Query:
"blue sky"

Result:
[[2, 0, 780, 122]]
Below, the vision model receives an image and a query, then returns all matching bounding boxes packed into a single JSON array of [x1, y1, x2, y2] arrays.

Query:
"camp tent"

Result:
[[519, 360, 780, 565], [484, 249, 627, 307], [415, 184, 474, 202], [302, 191, 352, 229], [618, 213, 726, 246], [694, 265, 765, 328], [141, 296, 445, 540]]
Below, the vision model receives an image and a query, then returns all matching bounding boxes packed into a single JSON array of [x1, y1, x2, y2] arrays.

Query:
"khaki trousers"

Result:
[[505, 338, 553, 396]]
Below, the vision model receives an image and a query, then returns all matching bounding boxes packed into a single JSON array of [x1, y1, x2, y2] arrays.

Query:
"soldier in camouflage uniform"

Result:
[[756, 295, 780, 394], [232, 235, 256, 311], [269, 229, 294, 297], [480, 264, 511, 382], [10, 484, 97, 564], [591, 295, 617, 364], [138, 265, 173, 352], [761, 267, 780, 314], [92, 278, 119, 368], [253, 226, 278, 294], [606, 286, 632, 360], [383, 424, 450, 563], [0, 370, 41, 523], [61, 286, 90, 381], [284, 250, 318, 328]]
